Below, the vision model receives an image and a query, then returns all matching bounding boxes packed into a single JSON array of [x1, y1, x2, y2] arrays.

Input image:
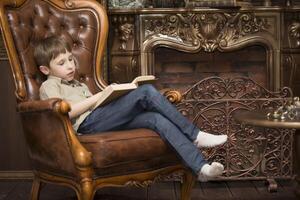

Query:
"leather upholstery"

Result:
[[18, 98, 78, 177], [79, 129, 180, 177]]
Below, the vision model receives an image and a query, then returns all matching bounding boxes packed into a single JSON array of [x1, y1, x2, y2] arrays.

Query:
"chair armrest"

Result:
[[17, 98, 70, 113], [163, 90, 182, 104], [17, 98, 93, 178]]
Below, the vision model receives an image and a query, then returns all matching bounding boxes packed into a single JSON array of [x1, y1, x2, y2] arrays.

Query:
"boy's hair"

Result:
[[34, 36, 71, 67]]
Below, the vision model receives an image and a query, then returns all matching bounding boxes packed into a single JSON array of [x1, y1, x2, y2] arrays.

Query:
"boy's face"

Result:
[[40, 50, 76, 81]]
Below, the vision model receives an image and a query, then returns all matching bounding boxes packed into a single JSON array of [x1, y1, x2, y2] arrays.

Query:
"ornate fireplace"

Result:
[[107, 5, 300, 189], [139, 11, 280, 91]]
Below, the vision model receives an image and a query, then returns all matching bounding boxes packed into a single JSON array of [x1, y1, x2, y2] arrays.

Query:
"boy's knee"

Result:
[[142, 112, 166, 124], [139, 84, 158, 95]]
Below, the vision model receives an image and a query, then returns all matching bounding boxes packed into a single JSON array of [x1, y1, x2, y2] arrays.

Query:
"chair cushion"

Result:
[[78, 129, 180, 177]]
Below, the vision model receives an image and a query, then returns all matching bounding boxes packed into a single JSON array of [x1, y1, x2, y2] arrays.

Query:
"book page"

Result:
[[131, 75, 156, 85], [93, 83, 137, 109], [93, 75, 156, 109]]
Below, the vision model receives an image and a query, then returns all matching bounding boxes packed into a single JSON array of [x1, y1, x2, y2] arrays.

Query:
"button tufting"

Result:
[[79, 75, 86, 81]]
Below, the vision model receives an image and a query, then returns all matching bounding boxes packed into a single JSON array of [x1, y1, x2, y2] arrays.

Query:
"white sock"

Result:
[[194, 131, 227, 148], [198, 162, 224, 182]]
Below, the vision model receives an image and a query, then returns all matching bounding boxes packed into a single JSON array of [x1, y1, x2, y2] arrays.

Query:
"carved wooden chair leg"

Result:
[[180, 170, 196, 200], [76, 180, 95, 200], [30, 175, 41, 200]]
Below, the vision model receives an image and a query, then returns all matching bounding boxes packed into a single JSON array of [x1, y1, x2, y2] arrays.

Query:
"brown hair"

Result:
[[34, 36, 71, 67]]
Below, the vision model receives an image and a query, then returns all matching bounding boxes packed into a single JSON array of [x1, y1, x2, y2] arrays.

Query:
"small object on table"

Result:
[[267, 96, 300, 120]]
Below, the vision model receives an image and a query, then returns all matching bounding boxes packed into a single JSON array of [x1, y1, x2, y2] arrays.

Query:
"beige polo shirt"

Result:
[[39, 75, 93, 131]]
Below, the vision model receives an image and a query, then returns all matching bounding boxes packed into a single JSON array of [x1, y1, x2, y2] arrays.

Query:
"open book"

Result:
[[93, 75, 156, 108]]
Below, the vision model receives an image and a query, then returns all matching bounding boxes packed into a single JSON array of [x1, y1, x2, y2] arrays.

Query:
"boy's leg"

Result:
[[131, 84, 227, 147], [122, 111, 207, 174], [78, 84, 198, 138], [79, 84, 227, 149], [131, 84, 200, 141]]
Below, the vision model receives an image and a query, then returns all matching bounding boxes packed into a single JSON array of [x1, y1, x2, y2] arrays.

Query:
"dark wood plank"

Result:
[[190, 181, 206, 200], [147, 182, 176, 200], [197, 181, 232, 200], [3, 180, 31, 200], [39, 183, 75, 200], [227, 180, 258, 199], [252, 180, 277, 198], [277, 179, 298, 199], [0, 180, 299, 200], [95, 186, 147, 200], [0, 181, 18, 200]]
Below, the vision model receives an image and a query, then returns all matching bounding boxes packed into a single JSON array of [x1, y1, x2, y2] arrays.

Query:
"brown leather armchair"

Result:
[[0, 0, 195, 199]]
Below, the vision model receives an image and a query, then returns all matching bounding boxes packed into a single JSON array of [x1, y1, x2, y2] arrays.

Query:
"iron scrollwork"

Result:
[[144, 13, 269, 52], [175, 77, 294, 179]]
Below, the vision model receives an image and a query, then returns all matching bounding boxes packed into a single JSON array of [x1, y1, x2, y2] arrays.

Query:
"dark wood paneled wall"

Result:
[[0, 58, 31, 173]]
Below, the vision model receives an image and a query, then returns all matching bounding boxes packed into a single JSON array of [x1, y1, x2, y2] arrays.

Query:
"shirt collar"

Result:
[[48, 75, 82, 87]]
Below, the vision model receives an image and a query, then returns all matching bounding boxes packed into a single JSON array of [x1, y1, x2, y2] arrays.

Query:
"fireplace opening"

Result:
[[154, 45, 267, 92]]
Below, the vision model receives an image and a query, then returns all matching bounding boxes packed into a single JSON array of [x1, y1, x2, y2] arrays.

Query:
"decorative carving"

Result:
[[286, 0, 292, 6], [112, 15, 135, 50], [0, 34, 8, 60], [283, 55, 297, 87], [109, 15, 139, 83], [110, 56, 139, 83], [65, 0, 75, 8], [119, 23, 134, 50], [184, 0, 237, 8], [144, 13, 269, 52], [175, 77, 294, 179], [125, 171, 184, 187], [289, 22, 300, 47], [125, 179, 154, 187]]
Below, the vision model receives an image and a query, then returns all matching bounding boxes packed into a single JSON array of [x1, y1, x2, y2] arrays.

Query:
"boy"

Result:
[[34, 36, 228, 181]]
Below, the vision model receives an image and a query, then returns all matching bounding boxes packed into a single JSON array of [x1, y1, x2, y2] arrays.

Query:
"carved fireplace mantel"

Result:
[[140, 11, 280, 90], [108, 7, 300, 95]]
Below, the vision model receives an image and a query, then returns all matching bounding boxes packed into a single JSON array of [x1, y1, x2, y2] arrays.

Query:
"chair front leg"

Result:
[[30, 175, 41, 200], [76, 180, 95, 200]]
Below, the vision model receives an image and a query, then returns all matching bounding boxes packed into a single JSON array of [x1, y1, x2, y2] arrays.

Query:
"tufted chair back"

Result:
[[0, 0, 108, 101]]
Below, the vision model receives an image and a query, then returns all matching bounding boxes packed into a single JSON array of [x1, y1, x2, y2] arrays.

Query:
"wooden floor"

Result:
[[0, 179, 298, 200]]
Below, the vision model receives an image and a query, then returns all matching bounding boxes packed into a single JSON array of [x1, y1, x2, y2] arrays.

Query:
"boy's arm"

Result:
[[40, 81, 103, 119], [68, 92, 103, 118]]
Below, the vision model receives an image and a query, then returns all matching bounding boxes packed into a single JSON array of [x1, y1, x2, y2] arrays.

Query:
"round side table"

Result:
[[234, 110, 300, 197]]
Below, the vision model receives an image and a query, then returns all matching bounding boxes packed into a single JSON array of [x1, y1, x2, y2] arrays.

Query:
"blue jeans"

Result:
[[78, 84, 207, 174]]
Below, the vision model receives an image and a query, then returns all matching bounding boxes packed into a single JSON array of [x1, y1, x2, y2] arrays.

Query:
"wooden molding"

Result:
[[0, 170, 33, 180]]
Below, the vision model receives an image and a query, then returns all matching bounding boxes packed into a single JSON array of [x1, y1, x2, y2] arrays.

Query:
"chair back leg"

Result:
[[180, 171, 196, 200]]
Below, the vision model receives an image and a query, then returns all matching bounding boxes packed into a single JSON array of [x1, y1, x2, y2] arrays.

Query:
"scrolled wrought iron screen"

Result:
[[176, 76, 294, 179]]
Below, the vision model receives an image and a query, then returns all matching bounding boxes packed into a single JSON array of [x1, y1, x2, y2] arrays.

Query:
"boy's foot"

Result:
[[198, 162, 224, 182], [194, 131, 227, 148]]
